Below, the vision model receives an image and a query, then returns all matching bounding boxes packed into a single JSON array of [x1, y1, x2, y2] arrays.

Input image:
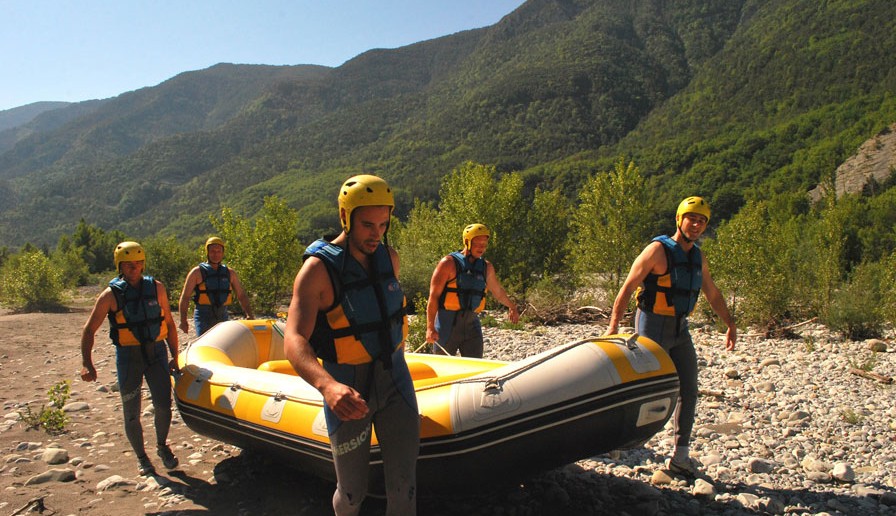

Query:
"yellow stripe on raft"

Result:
[[594, 334, 677, 383]]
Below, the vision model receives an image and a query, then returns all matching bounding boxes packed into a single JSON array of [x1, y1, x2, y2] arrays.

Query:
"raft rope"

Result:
[[414, 334, 642, 393], [180, 327, 643, 406]]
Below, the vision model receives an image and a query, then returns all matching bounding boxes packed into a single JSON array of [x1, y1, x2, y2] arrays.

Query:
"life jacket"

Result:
[[637, 235, 703, 318], [192, 262, 233, 307], [107, 276, 169, 347], [439, 251, 487, 313], [304, 239, 408, 365]]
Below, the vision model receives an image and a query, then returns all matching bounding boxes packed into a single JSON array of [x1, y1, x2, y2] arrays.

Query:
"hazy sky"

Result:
[[1, 1, 526, 111]]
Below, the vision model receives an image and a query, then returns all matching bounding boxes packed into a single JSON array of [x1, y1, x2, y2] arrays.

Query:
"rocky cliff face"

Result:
[[810, 122, 896, 201]]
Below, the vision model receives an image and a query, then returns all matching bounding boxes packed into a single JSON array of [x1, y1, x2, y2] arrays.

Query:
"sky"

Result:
[[0, 0, 526, 112]]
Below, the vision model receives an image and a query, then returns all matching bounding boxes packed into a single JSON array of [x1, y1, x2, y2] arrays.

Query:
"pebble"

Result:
[[4, 317, 896, 515], [469, 319, 896, 515]]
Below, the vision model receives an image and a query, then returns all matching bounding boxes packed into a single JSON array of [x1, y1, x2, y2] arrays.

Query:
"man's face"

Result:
[[680, 213, 708, 240], [119, 260, 144, 283], [207, 244, 224, 264], [469, 235, 489, 259], [348, 205, 391, 255]]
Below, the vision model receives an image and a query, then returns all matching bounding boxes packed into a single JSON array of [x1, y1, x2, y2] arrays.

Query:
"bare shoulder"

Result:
[[299, 255, 330, 284]]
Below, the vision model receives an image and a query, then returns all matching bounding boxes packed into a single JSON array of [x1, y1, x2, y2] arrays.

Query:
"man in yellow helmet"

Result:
[[284, 175, 418, 515], [605, 197, 736, 477], [426, 223, 519, 358], [80, 242, 180, 476], [178, 236, 254, 336]]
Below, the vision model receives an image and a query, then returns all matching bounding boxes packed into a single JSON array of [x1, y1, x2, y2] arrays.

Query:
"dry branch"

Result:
[[849, 367, 893, 384]]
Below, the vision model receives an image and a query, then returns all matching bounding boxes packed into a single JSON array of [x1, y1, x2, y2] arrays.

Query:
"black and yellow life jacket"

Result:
[[192, 262, 233, 307], [637, 235, 703, 318], [439, 251, 487, 313], [304, 239, 408, 365], [107, 276, 168, 347]]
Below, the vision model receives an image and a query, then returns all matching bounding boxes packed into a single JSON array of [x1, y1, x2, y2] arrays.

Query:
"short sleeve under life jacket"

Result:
[[439, 251, 487, 313], [637, 235, 703, 318], [192, 262, 233, 307], [107, 276, 169, 347], [304, 239, 408, 365]]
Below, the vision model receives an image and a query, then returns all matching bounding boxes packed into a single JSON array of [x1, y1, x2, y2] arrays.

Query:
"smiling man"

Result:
[[604, 196, 736, 477]]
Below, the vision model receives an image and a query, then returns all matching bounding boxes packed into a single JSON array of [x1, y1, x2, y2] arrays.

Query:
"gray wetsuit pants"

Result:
[[327, 359, 419, 516], [433, 309, 483, 358], [635, 309, 698, 448], [115, 341, 173, 457]]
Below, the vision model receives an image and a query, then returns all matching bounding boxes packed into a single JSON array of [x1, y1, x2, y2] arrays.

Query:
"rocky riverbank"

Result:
[[2, 308, 895, 515]]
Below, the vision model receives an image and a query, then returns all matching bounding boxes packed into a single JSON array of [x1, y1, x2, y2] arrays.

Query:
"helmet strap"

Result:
[[678, 222, 695, 244]]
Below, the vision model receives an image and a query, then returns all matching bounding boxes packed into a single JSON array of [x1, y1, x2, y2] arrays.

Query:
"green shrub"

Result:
[[212, 196, 301, 315], [568, 158, 653, 306], [0, 250, 68, 311], [18, 380, 71, 435], [825, 261, 885, 340], [143, 235, 194, 306], [50, 243, 91, 287], [406, 293, 430, 353], [523, 274, 578, 324]]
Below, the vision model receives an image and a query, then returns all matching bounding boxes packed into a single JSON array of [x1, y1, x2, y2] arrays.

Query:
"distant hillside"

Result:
[[0, 102, 71, 132], [0, 100, 108, 155], [2, 0, 896, 249]]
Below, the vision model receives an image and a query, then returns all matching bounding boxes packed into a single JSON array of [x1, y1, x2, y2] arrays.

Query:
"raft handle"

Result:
[[483, 378, 503, 393]]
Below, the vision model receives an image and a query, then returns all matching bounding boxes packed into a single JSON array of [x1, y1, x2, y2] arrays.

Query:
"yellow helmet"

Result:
[[205, 236, 225, 254], [338, 174, 394, 234], [462, 223, 491, 253], [114, 241, 146, 272], [676, 196, 711, 225]]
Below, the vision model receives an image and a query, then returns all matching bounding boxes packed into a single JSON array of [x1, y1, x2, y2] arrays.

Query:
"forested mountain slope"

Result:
[[3, 0, 894, 248]]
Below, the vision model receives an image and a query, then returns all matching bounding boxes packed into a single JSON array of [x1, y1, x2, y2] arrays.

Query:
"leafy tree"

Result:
[[143, 235, 194, 306], [568, 158, 653, 304], [825, 261, 886, 340], [68, 219, 127, 274], [391, 200, 448, 304], [211, 196, 301, 315], [394, 161, 559, 305], [50, 244, 91, 288], [523, 187, 571, 280], [808, 191, 847, 319], [0, 250, 68, 311], [704, 199, 796, 326]]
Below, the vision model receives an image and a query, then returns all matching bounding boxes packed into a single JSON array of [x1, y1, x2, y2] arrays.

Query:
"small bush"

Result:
[[406, 293, 429, 353], [848, 352, 879, 372], [0, 250, 68, 311], [825, 262, 885, 340], [19, 380, 71, 435], [840, 409, 863, 425]]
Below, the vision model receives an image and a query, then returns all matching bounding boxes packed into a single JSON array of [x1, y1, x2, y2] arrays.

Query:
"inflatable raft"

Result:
[[174, 319, 679, 493]]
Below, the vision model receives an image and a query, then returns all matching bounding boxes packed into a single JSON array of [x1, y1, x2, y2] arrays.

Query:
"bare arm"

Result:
[[156, 281, 181, 372], [80, 288, 115, 382], [485, 261, 519, 324], [700, 259, 737, 351], [284, 258, 369, 421], [229, 269, 255, 319], [178, 267, 200, 334], [605, 242, 665, 335], [425, 258, 453, 344]]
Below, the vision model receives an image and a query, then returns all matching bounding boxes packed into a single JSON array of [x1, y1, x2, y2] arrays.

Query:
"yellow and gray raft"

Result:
[[174, 320, 679, 493]]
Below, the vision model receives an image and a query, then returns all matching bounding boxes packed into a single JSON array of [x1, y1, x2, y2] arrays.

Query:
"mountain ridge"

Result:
[[3, 0, 895, 249]]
